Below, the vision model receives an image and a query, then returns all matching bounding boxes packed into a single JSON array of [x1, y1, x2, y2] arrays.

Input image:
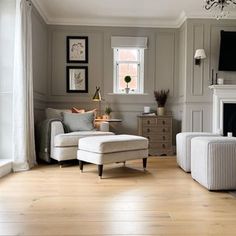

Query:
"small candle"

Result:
[[227, 132, 233, 137]]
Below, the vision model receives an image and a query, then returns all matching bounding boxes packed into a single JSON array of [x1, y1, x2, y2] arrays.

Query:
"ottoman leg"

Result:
[[79, 160, 84, 172], [143, 158, 147, 170], [98, 165, 103, 178]]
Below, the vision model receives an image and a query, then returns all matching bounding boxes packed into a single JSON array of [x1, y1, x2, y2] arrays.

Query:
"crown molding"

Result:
[[31, 0, 50, 23], [46, 16, 184, 28], [31, 1, 236, 29]]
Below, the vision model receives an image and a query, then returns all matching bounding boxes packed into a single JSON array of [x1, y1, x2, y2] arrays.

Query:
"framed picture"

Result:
[[66, 66, 88, 93], [67, 36, 88, 63]]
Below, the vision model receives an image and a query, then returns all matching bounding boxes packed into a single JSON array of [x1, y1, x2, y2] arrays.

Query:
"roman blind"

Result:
[[111, 36, 148, 49]]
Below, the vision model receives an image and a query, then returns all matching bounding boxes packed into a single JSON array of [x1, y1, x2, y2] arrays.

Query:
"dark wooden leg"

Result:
[[79, 160, 84, 172], [98, 165, 103, 178], [143, 158, 147, 170]]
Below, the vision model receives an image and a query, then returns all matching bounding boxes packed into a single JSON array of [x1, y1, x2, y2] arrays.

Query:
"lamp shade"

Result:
[[194, 49, 206, 59], [92, 86, 102, 101]]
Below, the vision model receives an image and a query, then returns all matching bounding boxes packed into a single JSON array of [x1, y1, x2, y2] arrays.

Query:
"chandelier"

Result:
[[204, 0, 236, 19]]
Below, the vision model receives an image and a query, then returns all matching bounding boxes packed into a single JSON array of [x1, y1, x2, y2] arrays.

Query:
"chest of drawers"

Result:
[[138, 115, 173, 156]]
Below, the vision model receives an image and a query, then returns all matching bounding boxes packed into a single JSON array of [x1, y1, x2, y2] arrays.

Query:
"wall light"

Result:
[[194, 49, 206, 66]]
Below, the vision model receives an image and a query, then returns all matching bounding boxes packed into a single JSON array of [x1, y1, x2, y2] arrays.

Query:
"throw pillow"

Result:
[[63, 111, 95, 132], [71, 107, 85, 113]]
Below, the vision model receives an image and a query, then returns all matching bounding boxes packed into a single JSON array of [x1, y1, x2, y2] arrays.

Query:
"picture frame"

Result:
[[67, 36, 88, 63], [66, 66, 88, 93]]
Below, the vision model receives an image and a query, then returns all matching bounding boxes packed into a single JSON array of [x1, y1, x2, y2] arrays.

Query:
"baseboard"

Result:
[[0, 159, 12, 178]]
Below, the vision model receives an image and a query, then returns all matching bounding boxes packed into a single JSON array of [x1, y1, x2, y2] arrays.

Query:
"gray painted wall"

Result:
[[31, 5, 236, 143], [180, 19, 236, 132], [32, 6, 48, 123], [45, 25, 181, 137]]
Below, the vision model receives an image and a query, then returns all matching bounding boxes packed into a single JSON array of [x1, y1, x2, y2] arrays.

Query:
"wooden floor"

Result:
[[1, 157, 236, 236]]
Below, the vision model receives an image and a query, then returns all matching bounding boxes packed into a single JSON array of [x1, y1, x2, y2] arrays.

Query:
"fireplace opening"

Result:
[[223, 103, 236, 137]]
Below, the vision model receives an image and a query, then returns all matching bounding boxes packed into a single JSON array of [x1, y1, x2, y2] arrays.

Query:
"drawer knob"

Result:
[[162, 144, 166, 148], [147, 120, 150, 124], [163, 136, 165, 140], [163, 128, 166, 132], [147, 128, 150, 133], [147, 136, 150, 140], [162, 120, 165, 125]]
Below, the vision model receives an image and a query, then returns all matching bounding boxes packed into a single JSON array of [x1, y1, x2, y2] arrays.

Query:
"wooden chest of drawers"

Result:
[[138, 115, 173, 156]]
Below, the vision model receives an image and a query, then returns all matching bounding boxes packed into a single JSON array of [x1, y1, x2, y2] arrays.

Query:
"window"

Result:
[[111, 36, 147, 94], [113, 48, 144, 94]]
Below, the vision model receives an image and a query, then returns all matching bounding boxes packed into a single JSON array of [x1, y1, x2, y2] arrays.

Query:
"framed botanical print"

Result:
[[66, 66, 88, 93], [67, 36, 88, 63]]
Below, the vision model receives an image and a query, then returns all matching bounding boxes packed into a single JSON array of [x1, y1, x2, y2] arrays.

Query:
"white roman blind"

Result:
[[111, 36, 148, 49]]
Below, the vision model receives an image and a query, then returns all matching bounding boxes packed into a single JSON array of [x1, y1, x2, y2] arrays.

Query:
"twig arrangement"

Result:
[[154, 90, 169, 107]]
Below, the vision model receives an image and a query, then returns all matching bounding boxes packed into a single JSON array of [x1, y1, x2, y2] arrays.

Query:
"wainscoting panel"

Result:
[[156, 32, 175, 96], [182, 102, 212, 132], [192, 24, 204, 96], [191, 109, 203, 132]]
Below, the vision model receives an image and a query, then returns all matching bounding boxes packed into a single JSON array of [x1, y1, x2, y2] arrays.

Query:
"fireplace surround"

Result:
[[210, 85, 236, 136]]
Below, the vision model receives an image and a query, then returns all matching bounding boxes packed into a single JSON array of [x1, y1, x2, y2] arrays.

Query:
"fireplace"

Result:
[[223, 103, 236, 136], [210, 85, 236, 135]]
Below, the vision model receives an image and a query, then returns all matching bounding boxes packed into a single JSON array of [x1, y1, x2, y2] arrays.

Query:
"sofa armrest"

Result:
[[50, 121, 65, 158]]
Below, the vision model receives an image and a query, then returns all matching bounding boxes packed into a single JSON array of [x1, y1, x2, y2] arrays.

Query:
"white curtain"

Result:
[[0, 0, 15, 160], [12, 0, 36, 171]]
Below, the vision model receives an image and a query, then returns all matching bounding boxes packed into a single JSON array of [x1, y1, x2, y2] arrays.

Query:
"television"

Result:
[[219, 31, 236, 71]]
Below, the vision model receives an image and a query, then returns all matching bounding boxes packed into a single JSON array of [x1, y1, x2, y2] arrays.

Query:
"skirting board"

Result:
[[0, 159, 12, 178]]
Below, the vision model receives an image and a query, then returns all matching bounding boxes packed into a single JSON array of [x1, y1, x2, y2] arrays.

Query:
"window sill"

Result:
[[107, 93, 149, 96]]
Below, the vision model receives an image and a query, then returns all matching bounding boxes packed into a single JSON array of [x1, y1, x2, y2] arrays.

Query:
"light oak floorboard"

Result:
[[0, 157, 236, 235]]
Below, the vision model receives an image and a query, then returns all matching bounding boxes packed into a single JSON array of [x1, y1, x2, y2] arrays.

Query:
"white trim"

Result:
[[209, 85, 236, 133], [31, 0, 49, 23], [113, 48, 144, 94], [30, 2, 236, 28]]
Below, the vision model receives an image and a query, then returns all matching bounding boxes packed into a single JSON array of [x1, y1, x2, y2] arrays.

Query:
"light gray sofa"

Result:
[[37, 108, 114, 164], [50, 120, 113, 162]]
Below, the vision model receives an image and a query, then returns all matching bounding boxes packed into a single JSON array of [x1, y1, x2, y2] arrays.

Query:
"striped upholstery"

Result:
[[176, 132, 220, 172], [191, 137, 236, 190]]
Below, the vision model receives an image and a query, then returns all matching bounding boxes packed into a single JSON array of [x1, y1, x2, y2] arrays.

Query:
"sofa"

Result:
[[36, 108, 114, 164]]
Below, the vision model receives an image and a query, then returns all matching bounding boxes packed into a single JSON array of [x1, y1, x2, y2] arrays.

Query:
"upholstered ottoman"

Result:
[[191, 137, 236, 190], [176, 132, 220, 172], [77, 135, 149, 178]]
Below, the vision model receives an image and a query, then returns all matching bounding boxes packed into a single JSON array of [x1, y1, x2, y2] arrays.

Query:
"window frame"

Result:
[[113, 47, 144, 94]]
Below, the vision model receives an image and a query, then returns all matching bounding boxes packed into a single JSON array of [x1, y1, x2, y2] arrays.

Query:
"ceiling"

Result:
[[32, 0, 236, 28]]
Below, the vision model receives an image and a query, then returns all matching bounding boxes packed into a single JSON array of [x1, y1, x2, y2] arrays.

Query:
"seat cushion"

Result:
[[78, 135, 148, 154], [54, 131, 114, 147]]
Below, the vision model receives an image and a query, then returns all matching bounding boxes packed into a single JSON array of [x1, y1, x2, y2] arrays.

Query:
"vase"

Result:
[[103, 114, 111, 120], [157, 107, 165, 116], [125, 87, 130, 94]]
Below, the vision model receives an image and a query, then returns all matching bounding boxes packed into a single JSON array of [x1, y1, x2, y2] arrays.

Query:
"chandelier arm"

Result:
[[205, 1, 220, 10]]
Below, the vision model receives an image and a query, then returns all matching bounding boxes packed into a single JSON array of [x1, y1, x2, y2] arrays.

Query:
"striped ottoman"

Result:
[[191, 136, 236, 190], [176, 132, 220, 172]]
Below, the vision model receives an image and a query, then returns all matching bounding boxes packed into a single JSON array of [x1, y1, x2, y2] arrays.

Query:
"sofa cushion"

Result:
[[63, 111, 95, 132], [54, 131, 114, 147], [78, 135, 149, 154]]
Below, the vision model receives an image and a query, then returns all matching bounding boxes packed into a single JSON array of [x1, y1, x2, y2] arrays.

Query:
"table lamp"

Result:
[[92, 86, 102, 118]]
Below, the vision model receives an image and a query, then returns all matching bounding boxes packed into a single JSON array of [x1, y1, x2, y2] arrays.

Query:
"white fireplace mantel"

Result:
[[209, 85, 236, 133]]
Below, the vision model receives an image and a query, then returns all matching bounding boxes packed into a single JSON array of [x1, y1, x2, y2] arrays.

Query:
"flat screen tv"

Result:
[[219, 31, 236, 71]]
